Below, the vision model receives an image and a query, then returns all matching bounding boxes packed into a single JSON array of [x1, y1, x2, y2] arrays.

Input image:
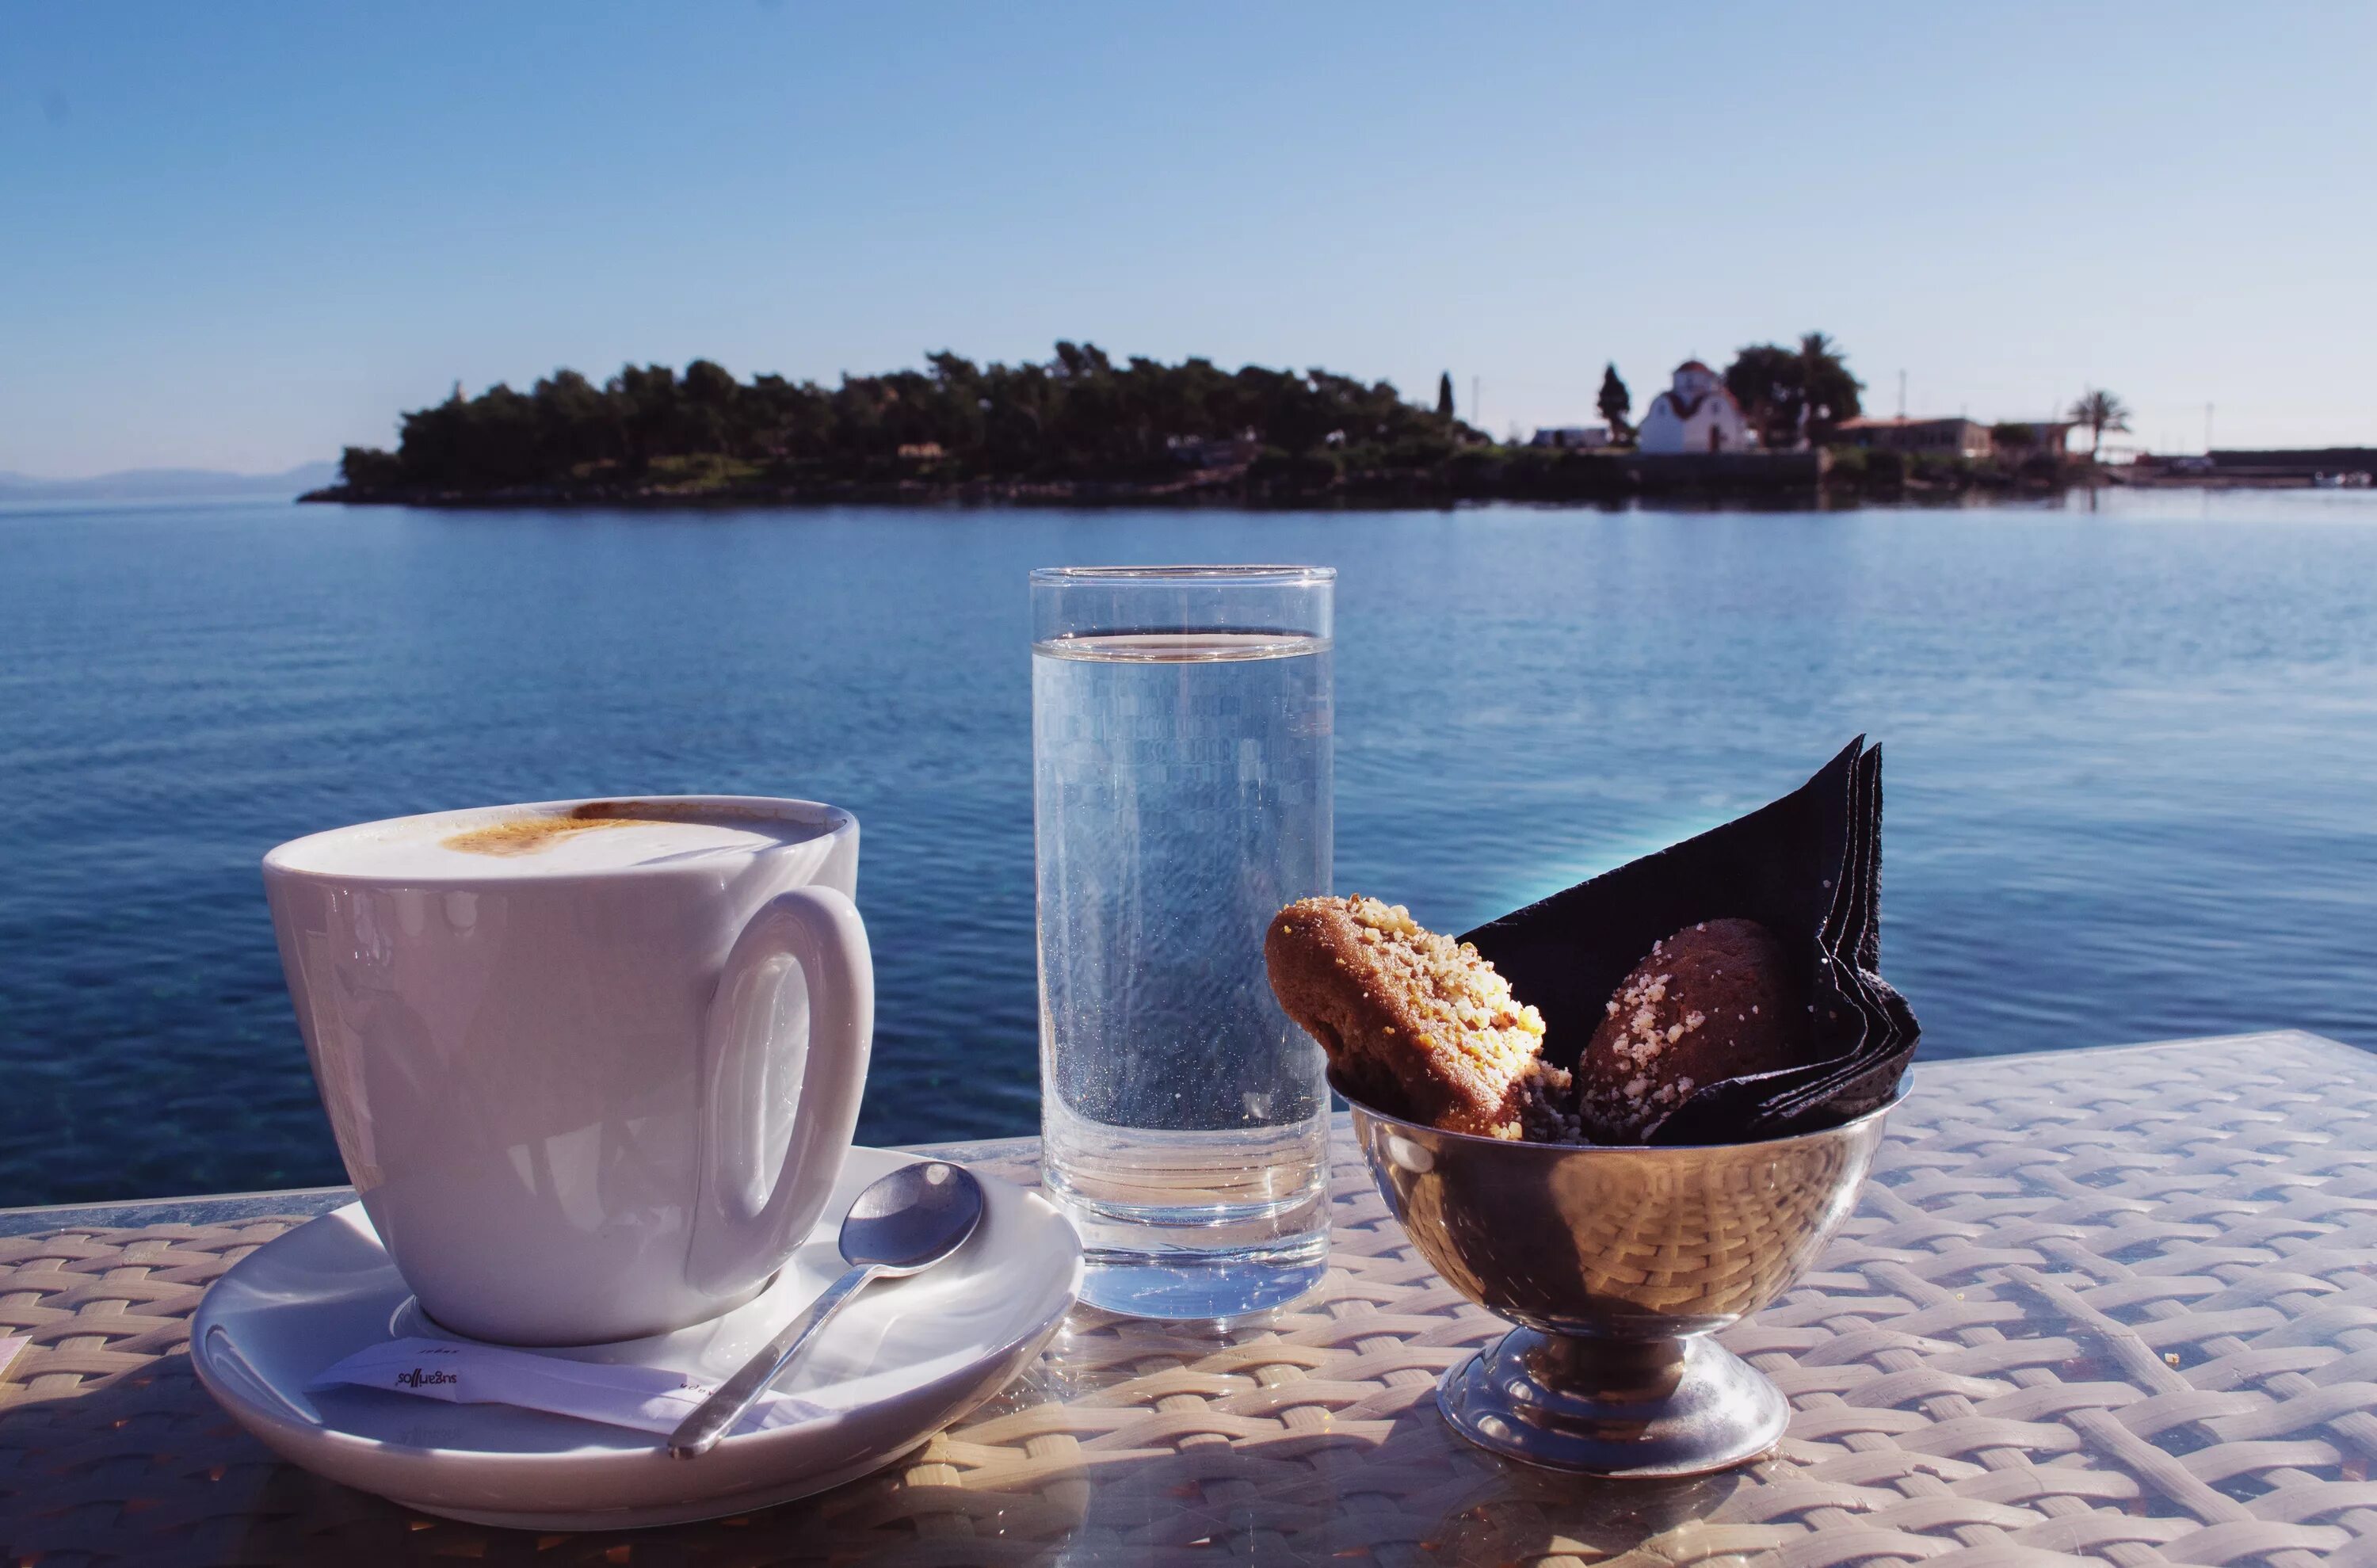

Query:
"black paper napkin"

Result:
[[1462, 738, 1918, 1144]]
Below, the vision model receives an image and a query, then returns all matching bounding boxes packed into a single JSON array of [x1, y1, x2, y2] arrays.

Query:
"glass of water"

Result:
[[1031, 565, 1334, 1320]]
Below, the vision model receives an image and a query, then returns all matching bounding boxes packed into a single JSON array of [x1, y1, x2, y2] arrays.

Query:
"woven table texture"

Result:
[[8, 1030, 2377, 1566]]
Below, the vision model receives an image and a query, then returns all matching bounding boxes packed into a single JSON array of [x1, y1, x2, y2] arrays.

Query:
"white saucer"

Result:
[[190, 1147, 1082, 1531]]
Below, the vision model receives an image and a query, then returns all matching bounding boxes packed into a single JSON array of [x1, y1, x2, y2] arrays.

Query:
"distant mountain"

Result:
[[0, 462, 340, 502]]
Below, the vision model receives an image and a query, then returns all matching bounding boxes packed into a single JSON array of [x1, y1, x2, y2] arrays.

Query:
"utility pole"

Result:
[[1472, 376, 1482, 432]]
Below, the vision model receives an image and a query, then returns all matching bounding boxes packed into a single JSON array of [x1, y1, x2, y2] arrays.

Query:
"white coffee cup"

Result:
[[262, 795, 873, 1345]]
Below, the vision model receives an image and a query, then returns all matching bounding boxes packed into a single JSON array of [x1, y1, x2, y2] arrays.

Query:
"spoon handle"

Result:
[[667, 1262, 881, 1458]]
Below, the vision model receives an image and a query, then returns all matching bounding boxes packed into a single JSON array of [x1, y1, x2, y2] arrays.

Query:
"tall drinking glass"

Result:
[[1032, 566, 1334, 1320]]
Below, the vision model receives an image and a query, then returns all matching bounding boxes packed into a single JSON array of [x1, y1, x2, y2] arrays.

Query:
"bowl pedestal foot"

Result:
[[1437, 1326, 1788, 1478]]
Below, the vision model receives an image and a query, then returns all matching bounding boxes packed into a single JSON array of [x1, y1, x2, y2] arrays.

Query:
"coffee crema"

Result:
[[443, 808, 685, 857], [267, 799, 828, 882]]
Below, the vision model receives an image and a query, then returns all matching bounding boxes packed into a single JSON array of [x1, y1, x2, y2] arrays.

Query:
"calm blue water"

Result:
[[5, 491, 2375, 1207]]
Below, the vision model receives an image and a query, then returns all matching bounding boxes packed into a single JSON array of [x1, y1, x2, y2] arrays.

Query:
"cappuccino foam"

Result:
[[270, 800, 826, 880]]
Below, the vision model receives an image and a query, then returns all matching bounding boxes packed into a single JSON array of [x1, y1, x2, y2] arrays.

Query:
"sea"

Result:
[[5, 489, 2375, 1208]]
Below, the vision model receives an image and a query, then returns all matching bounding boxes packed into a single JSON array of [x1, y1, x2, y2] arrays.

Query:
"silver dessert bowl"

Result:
[[1337, 1071, 1904, 1478]]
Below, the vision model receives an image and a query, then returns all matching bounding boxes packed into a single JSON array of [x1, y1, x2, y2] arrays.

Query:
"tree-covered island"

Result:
[[311, 341, 2081, 508]]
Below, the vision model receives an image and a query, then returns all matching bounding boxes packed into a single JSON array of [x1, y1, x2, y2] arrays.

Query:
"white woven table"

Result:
[[6, 1030, 2377, 1566]]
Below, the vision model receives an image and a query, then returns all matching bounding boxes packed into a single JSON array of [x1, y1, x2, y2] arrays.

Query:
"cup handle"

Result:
[[689, 884, 873, 1295]]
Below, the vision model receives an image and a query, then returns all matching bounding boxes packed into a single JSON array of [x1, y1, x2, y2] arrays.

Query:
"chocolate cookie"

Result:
[[1266, 895, 1568, 1140], [1574, 918, 1806, 1143]]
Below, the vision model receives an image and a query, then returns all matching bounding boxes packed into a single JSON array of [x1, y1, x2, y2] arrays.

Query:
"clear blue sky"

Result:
[[4, 2, 2371, 475]]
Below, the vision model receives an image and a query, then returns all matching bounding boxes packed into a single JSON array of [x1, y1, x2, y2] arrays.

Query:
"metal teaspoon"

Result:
[[666, 1160, 986, 1459]]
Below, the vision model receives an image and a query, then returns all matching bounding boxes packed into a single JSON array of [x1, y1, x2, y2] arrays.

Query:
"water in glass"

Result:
[[1034, 629, 1332, 1318]]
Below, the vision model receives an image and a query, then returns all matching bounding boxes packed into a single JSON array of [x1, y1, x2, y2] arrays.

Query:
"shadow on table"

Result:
[[980, 1393, 1754, 1567], [2, 1335, 1749, 1567]]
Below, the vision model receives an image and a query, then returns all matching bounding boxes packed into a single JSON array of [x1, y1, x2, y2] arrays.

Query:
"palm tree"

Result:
[[2067, 389, 2133, 460], [1793, 332, 1860, 444]]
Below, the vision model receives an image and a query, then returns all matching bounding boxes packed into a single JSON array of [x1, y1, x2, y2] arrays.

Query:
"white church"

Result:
[[1635, 361, 1758, 454]]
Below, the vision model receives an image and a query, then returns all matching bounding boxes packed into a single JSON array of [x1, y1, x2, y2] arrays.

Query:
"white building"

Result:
[[1635, 361, 1757, 454], [1528, 425, 1612, 450]]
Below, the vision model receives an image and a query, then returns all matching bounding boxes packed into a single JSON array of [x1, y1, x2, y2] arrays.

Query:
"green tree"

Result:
[[340, 343, 1475, 494], [1437, 372, 1455, 419], [531, 368, 615, 471], [611, 364, 682, 473], [1723, 345, 1803, 448], [338, 445, 404, 489], [2066, 389, 2132, 459], [1597, 364, 1631, 439], [1724, 334, 1862, 447]]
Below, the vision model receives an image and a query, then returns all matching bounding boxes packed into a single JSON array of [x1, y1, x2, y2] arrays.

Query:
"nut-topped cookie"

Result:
[[1266, 895, 1570, 1140], [1574, 918, 1807, 1143]]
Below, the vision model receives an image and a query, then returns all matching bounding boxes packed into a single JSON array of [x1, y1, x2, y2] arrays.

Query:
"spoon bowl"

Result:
[[669, 1161, 985, 1457], [840, 1159, 986, 1272]]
